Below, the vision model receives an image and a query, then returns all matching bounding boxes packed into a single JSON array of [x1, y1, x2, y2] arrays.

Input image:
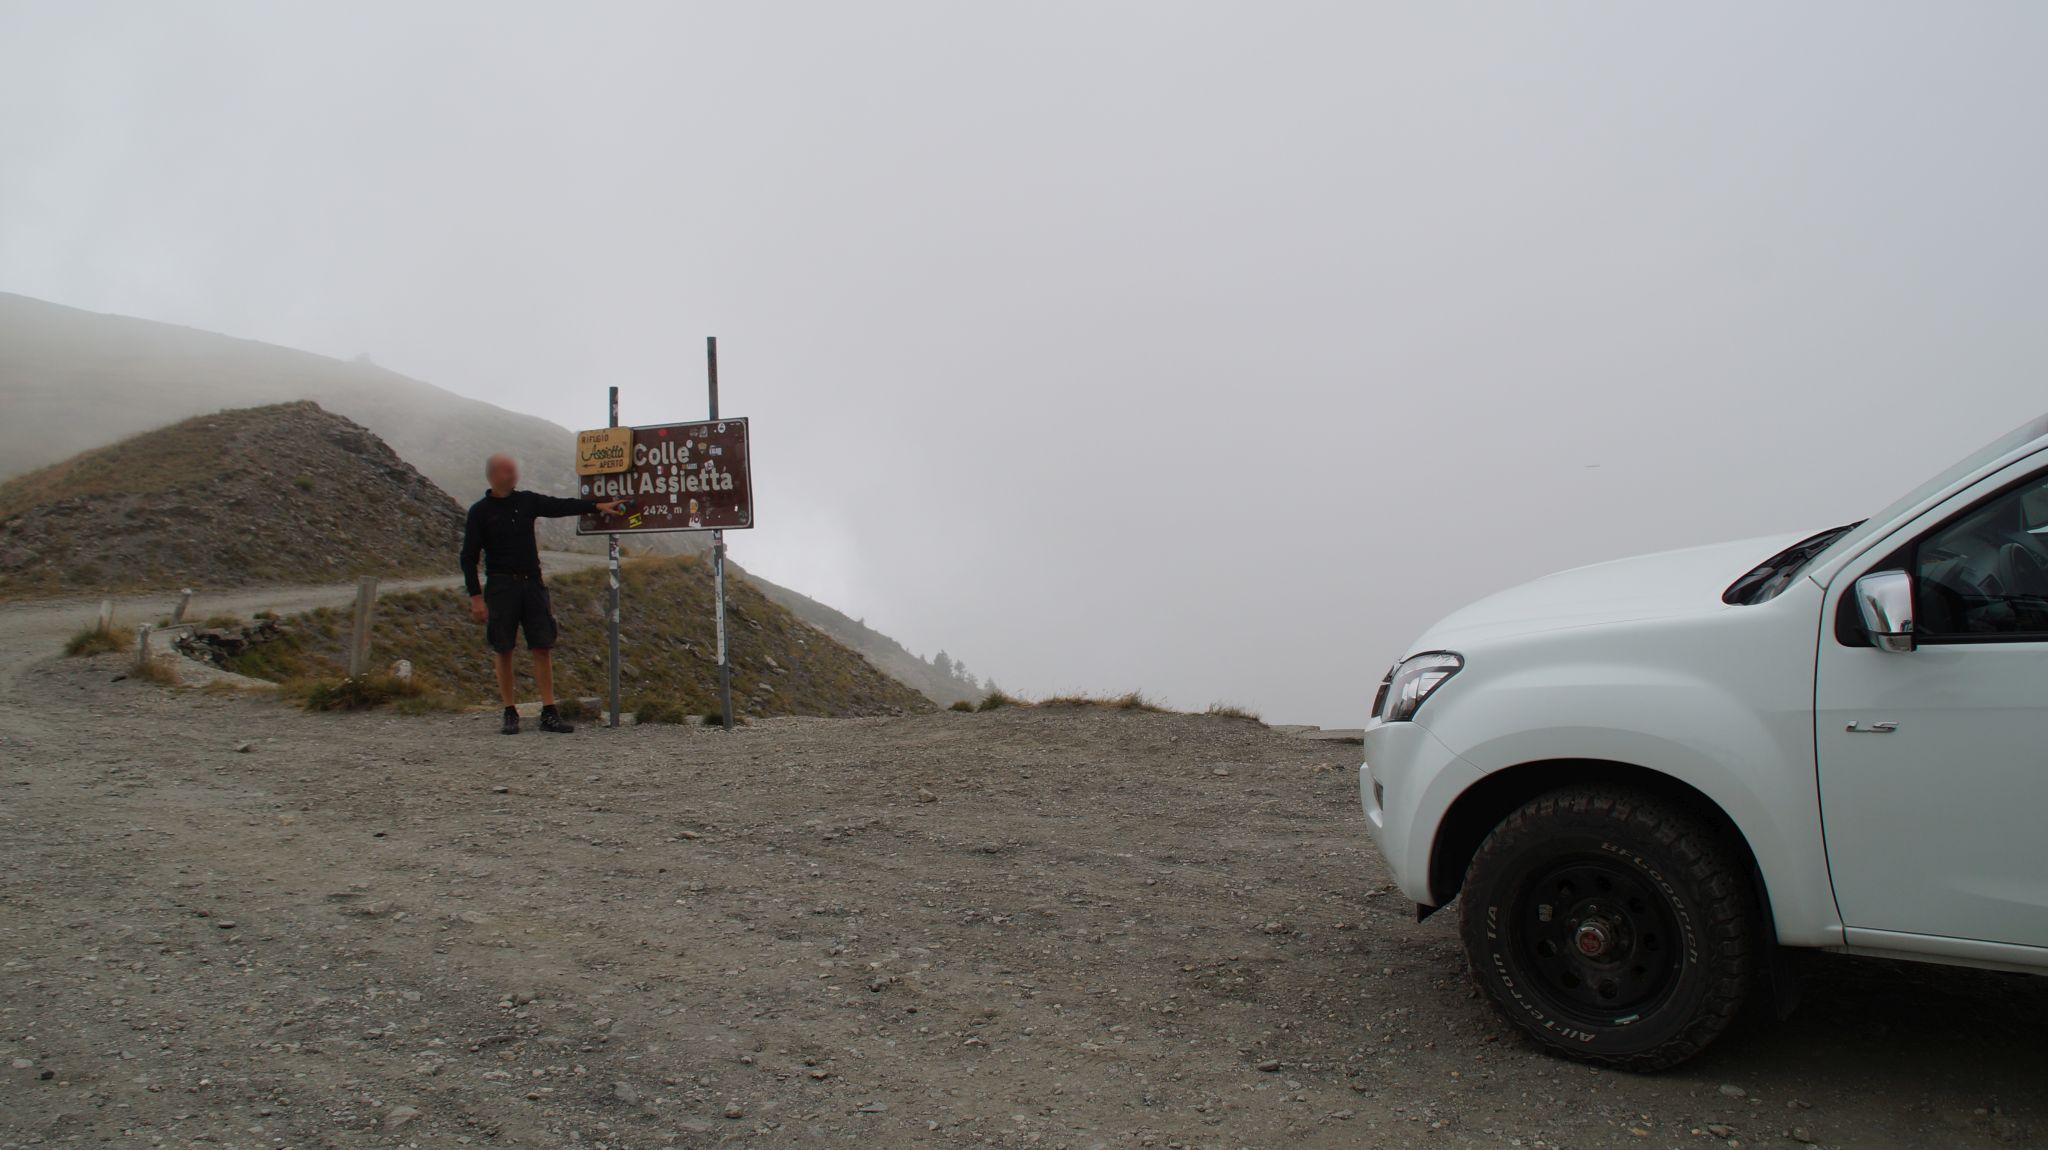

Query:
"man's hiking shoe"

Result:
[[500, 707, 520, 735], [539, 707, 575, 734]]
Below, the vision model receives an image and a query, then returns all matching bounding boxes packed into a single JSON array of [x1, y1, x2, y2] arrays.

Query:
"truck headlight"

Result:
[[1376, 651, 1463, 723]]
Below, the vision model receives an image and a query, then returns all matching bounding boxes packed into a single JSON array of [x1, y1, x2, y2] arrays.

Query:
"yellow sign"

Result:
[[575, 427, 633, 475]]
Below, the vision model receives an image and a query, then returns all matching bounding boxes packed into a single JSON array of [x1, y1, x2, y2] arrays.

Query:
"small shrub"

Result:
[[948, 699, 976, 713], [1205, 701, 1263, 724], [977, 688, 1021, 711], [201, 614, 244, 629], [554, 697, 595, 722], [66, 624, 125, 657], [631, 695, 694, 725], [300, 673, 423, 712], [292, 474, 315, 492]]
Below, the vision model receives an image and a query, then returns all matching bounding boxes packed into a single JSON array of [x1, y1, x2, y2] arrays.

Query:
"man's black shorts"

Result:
[[484, 579, 559, 653]]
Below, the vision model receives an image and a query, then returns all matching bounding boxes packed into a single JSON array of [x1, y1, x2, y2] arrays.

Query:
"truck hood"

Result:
[[1411, 532, 1807, 650]]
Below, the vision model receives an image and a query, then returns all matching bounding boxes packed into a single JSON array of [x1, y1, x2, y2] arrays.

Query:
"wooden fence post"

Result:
[[97, 599, 114, 635], [136, 623, 152, 661], [172, 589, 194, 624], [347, 577, 379, 679]]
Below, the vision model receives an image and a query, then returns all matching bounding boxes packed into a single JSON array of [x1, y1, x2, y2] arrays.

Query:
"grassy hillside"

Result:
[[232, 554, 933, 718], [0, 401, 463, 598]]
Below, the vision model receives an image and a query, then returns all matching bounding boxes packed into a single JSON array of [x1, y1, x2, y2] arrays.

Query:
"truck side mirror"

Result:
[[1854, 570, 1916, 653]]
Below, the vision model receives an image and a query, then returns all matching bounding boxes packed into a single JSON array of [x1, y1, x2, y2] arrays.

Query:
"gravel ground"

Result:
[[2, 584, 2045, 1150]]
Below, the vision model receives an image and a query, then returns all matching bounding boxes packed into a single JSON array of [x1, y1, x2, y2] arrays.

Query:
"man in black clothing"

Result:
[[461, 453, 625, 734]]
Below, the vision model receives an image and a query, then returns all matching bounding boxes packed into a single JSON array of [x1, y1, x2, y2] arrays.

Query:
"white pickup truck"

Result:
[[1362, 412, 2048, 1070]]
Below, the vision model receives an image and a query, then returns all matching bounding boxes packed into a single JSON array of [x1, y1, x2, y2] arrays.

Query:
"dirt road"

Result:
[[1, 584, 2043, 1149]]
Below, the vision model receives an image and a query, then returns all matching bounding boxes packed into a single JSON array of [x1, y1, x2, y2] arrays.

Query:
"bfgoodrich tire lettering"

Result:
[[1458, 785, 1756, 1072]]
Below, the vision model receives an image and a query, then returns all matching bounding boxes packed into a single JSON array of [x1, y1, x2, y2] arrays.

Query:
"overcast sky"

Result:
[[6, 2, 2048, 724]]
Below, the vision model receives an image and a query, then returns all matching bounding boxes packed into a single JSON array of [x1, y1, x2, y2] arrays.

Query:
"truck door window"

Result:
[[1916, 472, 2048, 638]]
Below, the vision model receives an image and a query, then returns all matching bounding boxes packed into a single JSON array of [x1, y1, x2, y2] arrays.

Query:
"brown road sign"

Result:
[[576, 418, 753, 535]]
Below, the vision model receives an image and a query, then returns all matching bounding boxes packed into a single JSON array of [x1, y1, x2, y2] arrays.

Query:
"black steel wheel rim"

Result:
[[1511, 855, 1682, 1026]]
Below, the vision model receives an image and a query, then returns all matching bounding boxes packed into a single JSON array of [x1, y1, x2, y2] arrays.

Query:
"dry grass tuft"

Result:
[[1034, 693, 1094, 709], [1034, 690, 1168, 714], [1104, 690, 1166, 713], [65, 624, 126, 657], [1204, 701, 1264, 724], [131, 656, 182, 687]]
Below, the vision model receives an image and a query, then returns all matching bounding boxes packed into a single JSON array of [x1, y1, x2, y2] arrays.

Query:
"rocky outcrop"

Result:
[[173, 617, 292, 668], [0, 401, 464, 597]]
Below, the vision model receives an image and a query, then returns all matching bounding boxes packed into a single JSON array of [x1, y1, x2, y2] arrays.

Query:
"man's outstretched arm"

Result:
[[531, 493, 623, 518]]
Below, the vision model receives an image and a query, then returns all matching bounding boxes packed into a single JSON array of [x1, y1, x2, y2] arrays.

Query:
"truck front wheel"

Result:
[[1459, 785, 1757, 1071]]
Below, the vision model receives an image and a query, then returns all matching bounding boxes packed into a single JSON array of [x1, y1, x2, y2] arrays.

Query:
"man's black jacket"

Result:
[[460, 489, 597, 596]]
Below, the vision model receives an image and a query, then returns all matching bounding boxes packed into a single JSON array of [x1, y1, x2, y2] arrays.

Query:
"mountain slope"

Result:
[[0, 291, 602, 551], [738, 565, 981, 706], [0, 292, 981, 700], [0, 401, 462, 597]]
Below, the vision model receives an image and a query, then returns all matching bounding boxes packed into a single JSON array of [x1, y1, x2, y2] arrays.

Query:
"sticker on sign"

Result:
[[575, 427, 633, 475], [576, 419, 754, 534]]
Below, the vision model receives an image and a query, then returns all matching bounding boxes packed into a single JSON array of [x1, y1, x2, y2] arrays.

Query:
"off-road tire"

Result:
[[1459, 785, 1757, 1072]]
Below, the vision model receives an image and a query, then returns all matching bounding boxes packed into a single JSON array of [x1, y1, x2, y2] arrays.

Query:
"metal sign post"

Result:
[[574, 354, 752, 732], [708, 337, 734, 731], [607, 386, 622, 728]]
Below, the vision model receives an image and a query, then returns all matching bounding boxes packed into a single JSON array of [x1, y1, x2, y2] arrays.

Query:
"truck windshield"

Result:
[[1725, 411, 2048, 605]]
